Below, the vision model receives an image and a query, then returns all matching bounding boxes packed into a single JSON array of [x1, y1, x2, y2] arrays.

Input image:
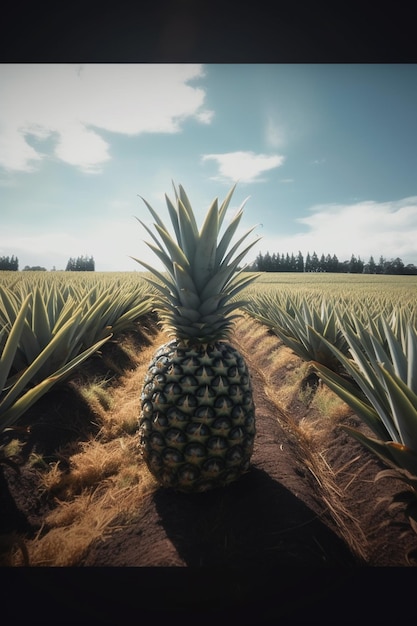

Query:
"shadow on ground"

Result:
[[153, 465, 360, 567]]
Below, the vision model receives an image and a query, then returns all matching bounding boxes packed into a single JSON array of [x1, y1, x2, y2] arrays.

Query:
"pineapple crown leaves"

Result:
[[131, 182, 261, 340]]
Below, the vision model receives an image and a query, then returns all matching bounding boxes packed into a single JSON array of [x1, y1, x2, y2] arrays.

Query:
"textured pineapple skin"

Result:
[[139, 339, 256, 492]]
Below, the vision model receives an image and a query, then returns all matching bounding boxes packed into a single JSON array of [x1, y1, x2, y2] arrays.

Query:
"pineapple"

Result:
[[132, 182, 259, 492]]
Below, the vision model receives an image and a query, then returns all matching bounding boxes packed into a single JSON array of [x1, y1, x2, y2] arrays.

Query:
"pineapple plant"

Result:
[[132, 182, 260, 492]]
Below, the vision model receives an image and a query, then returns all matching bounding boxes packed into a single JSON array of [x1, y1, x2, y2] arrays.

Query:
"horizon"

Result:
[[3, 248, 416, 273]]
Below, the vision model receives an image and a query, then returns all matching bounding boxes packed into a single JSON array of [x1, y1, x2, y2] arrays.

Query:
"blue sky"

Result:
[[1, 63, 417, 272]]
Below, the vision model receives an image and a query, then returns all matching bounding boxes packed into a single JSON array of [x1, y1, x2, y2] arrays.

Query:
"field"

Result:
[[246, 270, 417, 305], [1, 271, 417, 611]]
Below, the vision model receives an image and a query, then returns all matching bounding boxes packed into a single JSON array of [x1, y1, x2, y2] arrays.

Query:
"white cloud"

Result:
[[0, 129, 43, 172], [54, 123, 110, 174], [252, 196, 417, 265], [0, 64, 212, 174], [264, 115, 286, 149], [195, 110, 215, 124], [201, 151, 285, 184]]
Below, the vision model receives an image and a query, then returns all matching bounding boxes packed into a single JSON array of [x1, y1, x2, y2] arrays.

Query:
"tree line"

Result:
[[0, 255, 95, 272], [2, 251, 417, 275], [0, 255, 19, 271], [65, 255, 95, 272], [251, 251, 417, 275]]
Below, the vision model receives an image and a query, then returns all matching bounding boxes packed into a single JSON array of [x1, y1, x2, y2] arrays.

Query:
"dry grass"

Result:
[[9, 328, 165, 567], [233, 314, 370, 561], [14, 457, 158, 567], [308, 385, 352, 422]]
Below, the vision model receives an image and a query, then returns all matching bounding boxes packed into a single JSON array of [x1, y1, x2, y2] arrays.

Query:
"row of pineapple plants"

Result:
[[243, 290, 417, 534], [0, 274, 154, 446]]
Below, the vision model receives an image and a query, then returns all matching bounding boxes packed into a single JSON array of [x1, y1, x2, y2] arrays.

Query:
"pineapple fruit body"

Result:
[[133, 182, 260, 492], [139, 339, 256, 492]]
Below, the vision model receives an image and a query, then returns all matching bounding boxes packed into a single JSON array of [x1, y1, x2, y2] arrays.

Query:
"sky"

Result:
[[1, 63, 417, 272]]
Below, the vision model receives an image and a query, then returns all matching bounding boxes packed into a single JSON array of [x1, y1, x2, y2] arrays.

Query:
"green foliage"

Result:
[[253, 251, 417, 275], [313, 319, 417, 454], [312, 318, 417, 532], [243, 292, 351, 370], [0, 272, 154, 432], [131, 183, 260, 341], [0, 293, 112, 430], [66, 255, 95, 271], [0, 256, 18, 271], [243, 280, 417, 534]]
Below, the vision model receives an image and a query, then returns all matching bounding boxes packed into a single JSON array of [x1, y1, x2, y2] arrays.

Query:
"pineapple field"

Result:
[[1, 271, 417, 571], [1, 185, 417, 583]]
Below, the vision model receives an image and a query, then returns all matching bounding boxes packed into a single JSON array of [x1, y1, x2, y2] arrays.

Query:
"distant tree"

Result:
[[310, 251, 319, 272], [263, 251, 272, 272], [331, 254, 340, 272], [347, 254, 364, 274], [284, 253, 291, 271], [363, 255, 377, 274], [375, 255, 385, 274], [23, 265, 47, 271], [252, 249, 415, 275], [273, 253, 279, 271], [66, 255, 95, 271], [384, 257, 405, 275], [404, 263, 417, 275], [296, 251, 304, 272], [0, 255, 19, 270], [254, 252, 263, 271]]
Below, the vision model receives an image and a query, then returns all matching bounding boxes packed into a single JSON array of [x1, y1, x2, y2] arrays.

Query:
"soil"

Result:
[[1, 314, 417, 621]]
